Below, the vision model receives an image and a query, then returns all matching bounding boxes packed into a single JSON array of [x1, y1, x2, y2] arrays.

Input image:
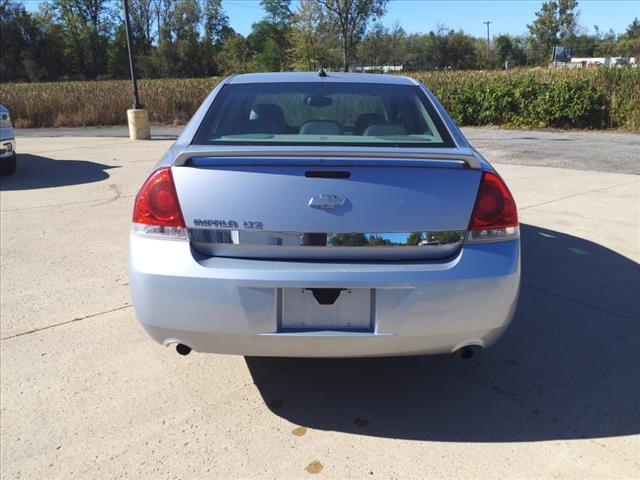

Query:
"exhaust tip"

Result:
[[176, 344, 192, 356], [457, 346, 476, 360]]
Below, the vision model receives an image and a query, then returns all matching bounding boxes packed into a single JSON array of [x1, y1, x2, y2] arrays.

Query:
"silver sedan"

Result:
[[129, 72, 520, 358]]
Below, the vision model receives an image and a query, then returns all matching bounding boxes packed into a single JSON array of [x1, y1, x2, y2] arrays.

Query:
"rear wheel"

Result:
[[0, 154, 16, 176]]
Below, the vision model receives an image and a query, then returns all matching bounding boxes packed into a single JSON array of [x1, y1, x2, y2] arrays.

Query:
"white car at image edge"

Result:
[[0, 105, 17, 176]]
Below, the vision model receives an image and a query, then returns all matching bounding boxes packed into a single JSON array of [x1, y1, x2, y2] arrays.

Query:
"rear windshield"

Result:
[[192, 82, 454, 148]]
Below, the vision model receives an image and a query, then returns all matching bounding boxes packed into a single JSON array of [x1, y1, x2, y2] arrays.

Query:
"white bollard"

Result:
[[127, 109, 151, 140]]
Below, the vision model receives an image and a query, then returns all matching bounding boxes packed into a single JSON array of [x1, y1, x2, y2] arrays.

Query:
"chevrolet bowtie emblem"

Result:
[[308, 194, 346, 209]]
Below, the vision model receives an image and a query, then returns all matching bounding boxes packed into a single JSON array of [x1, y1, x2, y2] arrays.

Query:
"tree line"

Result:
[[1, 0, 639, 83]]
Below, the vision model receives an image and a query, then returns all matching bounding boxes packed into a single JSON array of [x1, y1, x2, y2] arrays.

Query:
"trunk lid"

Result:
[[171, 152, 482, 260]]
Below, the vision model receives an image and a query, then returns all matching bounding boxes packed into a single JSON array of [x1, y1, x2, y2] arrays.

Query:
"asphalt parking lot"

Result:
[[1, 130, 639, 479]]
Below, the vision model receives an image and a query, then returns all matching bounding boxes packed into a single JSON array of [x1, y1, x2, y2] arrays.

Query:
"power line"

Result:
[[223, 0, 264, 11]]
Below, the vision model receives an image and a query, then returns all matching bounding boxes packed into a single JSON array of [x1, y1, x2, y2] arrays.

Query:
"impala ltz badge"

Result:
[[193, 219, 263, 229], [308, 194, 346, 209]]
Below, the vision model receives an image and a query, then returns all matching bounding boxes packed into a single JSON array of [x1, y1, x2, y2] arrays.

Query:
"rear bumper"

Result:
[[129, 236, 520, 357]]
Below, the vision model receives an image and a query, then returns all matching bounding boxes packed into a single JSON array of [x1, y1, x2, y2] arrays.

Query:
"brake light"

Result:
[[466, 171, 519, 243], [132, 167, 187, 240]]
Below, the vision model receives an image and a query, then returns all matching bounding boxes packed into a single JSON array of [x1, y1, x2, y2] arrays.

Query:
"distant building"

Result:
[[569, 57, 632, 67], [350, 65, 404, 73]]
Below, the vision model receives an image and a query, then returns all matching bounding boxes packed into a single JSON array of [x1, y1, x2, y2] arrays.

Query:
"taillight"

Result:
[[466, 171, 519, 243], [131, 167, 187, 240]]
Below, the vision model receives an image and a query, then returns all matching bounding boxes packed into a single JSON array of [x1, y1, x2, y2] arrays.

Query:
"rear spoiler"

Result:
[[173, 146, 481, 169]]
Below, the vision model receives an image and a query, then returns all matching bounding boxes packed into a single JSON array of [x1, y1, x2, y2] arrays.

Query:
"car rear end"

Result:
[[129, 73, 520, 357]]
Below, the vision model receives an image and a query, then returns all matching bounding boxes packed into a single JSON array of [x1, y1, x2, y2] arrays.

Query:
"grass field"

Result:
[[1, 68, 638, 130]]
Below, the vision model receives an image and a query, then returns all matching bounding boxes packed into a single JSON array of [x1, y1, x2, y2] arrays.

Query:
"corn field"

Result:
[[1, 68, 638, 130]]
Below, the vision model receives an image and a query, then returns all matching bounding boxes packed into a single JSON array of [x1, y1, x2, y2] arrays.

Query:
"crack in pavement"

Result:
[[1, 194, 135, 213], [24, 140, 135, 155], [92, 183, 122, 207], [0, 304, 133, 341]]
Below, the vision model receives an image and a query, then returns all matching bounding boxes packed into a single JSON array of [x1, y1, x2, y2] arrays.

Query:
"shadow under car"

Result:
[[0, 154, 117, 190], [246, 224, 640, 442]]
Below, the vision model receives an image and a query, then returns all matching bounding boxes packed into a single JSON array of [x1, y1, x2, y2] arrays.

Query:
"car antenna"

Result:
[[318, 67, 327, 77]]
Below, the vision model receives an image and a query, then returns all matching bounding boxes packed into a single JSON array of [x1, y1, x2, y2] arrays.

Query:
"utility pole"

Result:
[[483, 20, 492, 50], [123, 0, 150, 139], [123, 0, 141, 109]]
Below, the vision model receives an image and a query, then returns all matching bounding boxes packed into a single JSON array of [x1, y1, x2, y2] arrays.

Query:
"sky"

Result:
[[22, 0, 640, 38], [222, 0, 640, 37]]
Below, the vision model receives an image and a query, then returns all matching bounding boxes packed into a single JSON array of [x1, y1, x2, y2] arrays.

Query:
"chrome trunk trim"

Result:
[[189, 228, 465, 260]]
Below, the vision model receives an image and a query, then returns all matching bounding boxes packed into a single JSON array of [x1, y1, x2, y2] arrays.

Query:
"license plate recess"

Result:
[[279, 288, 374, 332]]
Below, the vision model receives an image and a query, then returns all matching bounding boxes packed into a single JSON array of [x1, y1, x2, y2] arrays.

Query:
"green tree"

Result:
[[358, 22, 391, 67], [564, 33, 597, 57], [495, 34, 514, 63], [216, 32, 250, 74], [527, 0, 579, 63], [316, 0, 388, 71], [260, 0, 291, 26], [625, 18, 640, 38], [149, 0, 202, 77], [245, 0, 293, 72], [423, 26, 450, 68], [592, 27, 618, 56], [446, 30, 479, 68], [106, 24, 131, 78], [329, 233, 368, 246], [152, 0, 175, 44], [289, 0, 341, 70], [129, 0, 154, 47], [557, 0, 578, 39], [201, 0, 230, 75], [52, 0, 112, 78], [31, 8, 68, 79], [367, 235, 392, 246], [0, 0, 70, 81], [110, 0, 156, 78], [171, 0, 202, 76], [494, 34, 527, 67], [418, 26, 479, 69], [617, 18, 640, 58], [0, 0, 36, 81], [203, 0, 228, 44], [406, 232, 423, 246], [528, 1, 560, 59], [388, 21, 406, 66], [247, 19, 289, 71], [401, 33, 428, 69]]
